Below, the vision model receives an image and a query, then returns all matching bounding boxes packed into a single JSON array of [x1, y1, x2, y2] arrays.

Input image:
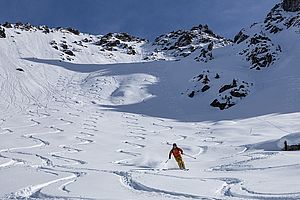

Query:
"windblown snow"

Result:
[[1, 3, 300, 199]]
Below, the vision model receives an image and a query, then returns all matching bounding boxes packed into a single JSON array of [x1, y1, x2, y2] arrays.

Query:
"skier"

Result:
[[168, 143, 186, 170]]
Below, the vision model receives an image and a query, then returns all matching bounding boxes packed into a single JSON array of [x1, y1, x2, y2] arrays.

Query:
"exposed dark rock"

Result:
[[42, 26, 50, 34], [94, 32, 142, 55], [207, 42, 214, 51], [152, 24, 231, 61], [60, 43, 68, 50], [23, 23, 33, 31], [264, 4, 284, 34], [3, 22, 12, 28], [0, 27, 6, 38], [63, 49, 75, 56], [195, 42, 214, 62], [201, 85, 210, 92], [210, 99, 233, 110], [175, 32, 193, 47], [107, 40, 121, 47], [66, 27, 80, 35], [219, 79, 237, 93], [50, 40, 56, 45], [115, 32, 144, 42], [233, 30, 249, 44], [264, 3, 300, 35], [127, 47, 136, 55], [82, 38, 92, 43], [96, 32, 144, 47], [283, 0, 300, 12], [230, 90, 247, 98], [202, 75, 210, 84], [196, 74, 204, 81], [240, 34, 279, 69], [15, 22, 23, 27], [188, 91, 195, 98], [16, 68, 24, 72]]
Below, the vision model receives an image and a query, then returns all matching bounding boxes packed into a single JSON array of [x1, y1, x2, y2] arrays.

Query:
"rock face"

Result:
[[95, 32, 145, 55], [283, 0, 300, 12], [148, 24, 231, 61], [0, 27, 6, 38]]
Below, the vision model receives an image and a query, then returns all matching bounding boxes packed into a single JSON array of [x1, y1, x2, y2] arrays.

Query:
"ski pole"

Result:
[[183, 153, 196, 159], [165, 159, 169, 163]]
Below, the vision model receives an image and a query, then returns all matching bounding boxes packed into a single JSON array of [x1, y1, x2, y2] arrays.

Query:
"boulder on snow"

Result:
[[188, 91, 195, 98], [16, 68, 24, 72], [201, 85, 210, 92], [219, 79, 237, 93], [63, 49, 75, 56], [210, 99, 227, 110], [210, 98, 235, 110], [230, 89, 247, 98]]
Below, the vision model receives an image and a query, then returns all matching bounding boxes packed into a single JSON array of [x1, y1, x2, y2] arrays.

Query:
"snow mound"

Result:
[[247, 132, 300, 151]]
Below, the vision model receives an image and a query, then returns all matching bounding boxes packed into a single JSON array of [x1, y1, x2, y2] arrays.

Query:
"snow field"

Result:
[[0, 21, 300, 199]]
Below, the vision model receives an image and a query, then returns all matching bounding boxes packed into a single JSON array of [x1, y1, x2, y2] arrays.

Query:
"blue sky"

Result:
[[0, 0, 279, 40]]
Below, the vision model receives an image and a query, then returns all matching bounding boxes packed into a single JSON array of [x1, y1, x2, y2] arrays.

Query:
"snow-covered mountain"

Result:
[[1, 1, 300, 199]]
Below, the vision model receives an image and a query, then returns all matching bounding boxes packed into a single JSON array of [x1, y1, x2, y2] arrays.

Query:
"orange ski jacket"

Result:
[[169, 147, 183, 159]]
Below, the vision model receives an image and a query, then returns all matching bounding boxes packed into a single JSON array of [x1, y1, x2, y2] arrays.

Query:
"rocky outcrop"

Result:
[[233, 30, 249, 44], [210, 99, 234, 110], [186, 71, 212, 98], [283, 0, 300, 12], [239, 34, 281, 70], [95, 32, 145, 55], [50, 40, 77, 61], [210, 80, 252, 110], [3, 22, 12, 28], [264, 3, 300, 34], [150, 24, 231, 61], [236, 3, 300, 70], [219, 79, 237, 93], [0, 27, 6, 38], [66, 27, 80, 35], [186, 71, 253, 110], [195, 42, 214, 62]]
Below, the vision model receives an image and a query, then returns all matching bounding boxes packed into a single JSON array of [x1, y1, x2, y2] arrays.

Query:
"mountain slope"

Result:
[[1, 2, 300, 199]]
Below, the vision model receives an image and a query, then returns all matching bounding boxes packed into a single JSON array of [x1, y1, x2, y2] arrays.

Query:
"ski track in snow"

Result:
[[1, 34, 300, 200], [2, 93, 300, 200]]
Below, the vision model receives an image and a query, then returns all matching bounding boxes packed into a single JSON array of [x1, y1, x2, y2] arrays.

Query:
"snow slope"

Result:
[[1, 3, 300, 199]]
